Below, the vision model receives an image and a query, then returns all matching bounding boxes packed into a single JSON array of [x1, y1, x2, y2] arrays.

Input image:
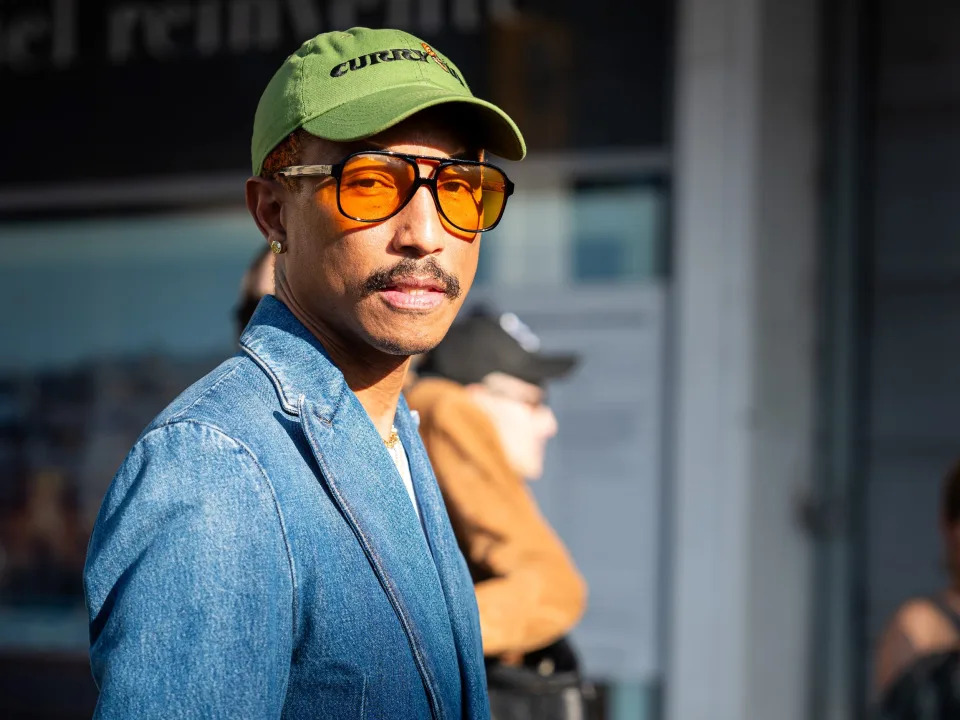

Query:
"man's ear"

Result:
[[245, 176, 286, 246]]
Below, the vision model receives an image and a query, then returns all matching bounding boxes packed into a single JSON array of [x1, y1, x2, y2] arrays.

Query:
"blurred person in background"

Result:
[[83, 27, 525, 719], [875, 459, 960, 697], [407, 310, 589, 718], [234, 245, 275, 337], [0, 469, 86, 603]]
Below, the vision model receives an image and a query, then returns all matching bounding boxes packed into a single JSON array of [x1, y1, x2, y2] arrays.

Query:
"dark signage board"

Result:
[[0, 0, 670, 189]]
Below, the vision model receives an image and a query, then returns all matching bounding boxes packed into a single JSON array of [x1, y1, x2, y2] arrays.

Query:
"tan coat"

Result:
[[406, 378, 587, 661]]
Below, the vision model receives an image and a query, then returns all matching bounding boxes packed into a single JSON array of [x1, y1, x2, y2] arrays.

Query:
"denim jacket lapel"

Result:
[[395, 397, 491, 720], [300, 391, 463, 720]]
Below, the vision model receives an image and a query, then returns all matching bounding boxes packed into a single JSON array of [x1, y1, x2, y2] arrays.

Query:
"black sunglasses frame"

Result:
[[276, 150, 515, 233]]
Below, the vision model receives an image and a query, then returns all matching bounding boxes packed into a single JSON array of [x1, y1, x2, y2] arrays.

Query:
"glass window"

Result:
[[0, 212, 262, 651]]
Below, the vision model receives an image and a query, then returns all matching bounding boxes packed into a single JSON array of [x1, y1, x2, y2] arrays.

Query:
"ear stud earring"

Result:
[[270, 240, 283, 255]]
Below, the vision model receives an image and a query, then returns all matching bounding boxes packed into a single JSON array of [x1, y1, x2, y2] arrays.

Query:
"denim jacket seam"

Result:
[[241, 344, 300, 416], [300, 410, 443, 720], [166, 361, 243, 424], [360, 675, 367, 716], [148, 418, 301, 645], [329, 379, 349, 425]]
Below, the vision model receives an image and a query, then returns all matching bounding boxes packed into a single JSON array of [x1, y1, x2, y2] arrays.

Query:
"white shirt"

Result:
[[387, 438, 421, 521]]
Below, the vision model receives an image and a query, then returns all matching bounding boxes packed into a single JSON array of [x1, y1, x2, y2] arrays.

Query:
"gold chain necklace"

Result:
[[383, 426, 400, 449]]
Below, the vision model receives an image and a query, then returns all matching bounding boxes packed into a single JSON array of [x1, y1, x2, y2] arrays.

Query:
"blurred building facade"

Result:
[[0, 1, 956, 719]]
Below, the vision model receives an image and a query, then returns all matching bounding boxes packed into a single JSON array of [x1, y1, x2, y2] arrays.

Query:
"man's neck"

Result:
[[341, 356, 410, 440], [277, 292, 409, 440]]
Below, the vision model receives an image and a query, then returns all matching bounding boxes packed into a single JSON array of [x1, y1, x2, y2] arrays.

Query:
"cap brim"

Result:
[[301, 84, 526, 160], [524, 353, 579, 385]]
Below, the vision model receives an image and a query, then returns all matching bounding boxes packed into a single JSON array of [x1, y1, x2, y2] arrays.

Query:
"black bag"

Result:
[[875, 649, 960, 720], [487, 638, 589, 720]]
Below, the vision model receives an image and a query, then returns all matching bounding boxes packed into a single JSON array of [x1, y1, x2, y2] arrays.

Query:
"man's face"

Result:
[[471, 372, 559, 480], [276, 115, 481, 357]]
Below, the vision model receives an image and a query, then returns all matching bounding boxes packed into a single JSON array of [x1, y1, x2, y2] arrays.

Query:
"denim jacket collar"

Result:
[[239, 295, 346, 418]]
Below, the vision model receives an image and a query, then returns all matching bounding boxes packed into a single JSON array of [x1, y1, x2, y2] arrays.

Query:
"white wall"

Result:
[[667, 0, 820, 718]]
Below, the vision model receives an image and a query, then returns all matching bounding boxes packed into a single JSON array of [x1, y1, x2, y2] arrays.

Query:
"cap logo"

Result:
[[421, 42, 448, 70], [500, 313, 541, 352], [419, 43, 465, 86], [329, 45, 465, 86]]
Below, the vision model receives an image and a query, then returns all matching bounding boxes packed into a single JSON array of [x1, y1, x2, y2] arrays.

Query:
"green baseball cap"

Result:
[[251, 27, 526, 175]]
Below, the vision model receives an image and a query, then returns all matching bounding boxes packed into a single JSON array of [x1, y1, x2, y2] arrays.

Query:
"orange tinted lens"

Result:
[[479, 168, 507, 229], [338, 154, 415, 221], [437, 164, 506, 231]]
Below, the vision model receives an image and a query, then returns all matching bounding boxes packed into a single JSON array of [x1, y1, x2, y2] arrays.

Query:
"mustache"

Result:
[[362, 257, 461, 299]]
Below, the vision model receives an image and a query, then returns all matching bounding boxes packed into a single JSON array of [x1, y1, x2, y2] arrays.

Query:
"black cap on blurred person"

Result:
[[417, 309, 578, 387]]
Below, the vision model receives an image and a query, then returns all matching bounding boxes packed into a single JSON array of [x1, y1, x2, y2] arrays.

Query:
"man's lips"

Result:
[[387, 276, 447, 292], [378, 277, 447, 310]]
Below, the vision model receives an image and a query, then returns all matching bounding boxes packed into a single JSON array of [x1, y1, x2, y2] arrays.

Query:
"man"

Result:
[[83, 27, 524, 719], [407, 311, 587, 665]]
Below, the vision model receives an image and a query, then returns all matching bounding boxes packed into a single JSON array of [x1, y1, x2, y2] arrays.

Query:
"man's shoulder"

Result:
[[107, 353, 283, 489], [146, 353, 276, 438], [85, 363, 296, 629], [99, 356, 284, 529]]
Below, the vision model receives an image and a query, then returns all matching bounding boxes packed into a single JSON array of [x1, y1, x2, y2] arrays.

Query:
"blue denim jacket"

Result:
[[84, 296, 489, 719]]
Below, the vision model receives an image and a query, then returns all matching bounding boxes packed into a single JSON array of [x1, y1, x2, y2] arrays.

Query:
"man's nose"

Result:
[[541, 406, 559, 438], [391, 184, 446, 256]]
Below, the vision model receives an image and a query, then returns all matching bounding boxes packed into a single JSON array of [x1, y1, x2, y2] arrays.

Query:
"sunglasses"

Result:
[[482, 381, 549, 410], [275, 150, 514, 233]]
